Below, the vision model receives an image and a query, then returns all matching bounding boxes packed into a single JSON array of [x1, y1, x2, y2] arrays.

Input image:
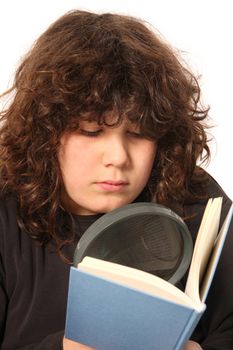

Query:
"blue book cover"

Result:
[[65, 267, 203, 350]]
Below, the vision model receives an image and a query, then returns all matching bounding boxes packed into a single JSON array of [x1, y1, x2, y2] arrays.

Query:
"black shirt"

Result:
[[0, 175, 232, 349]]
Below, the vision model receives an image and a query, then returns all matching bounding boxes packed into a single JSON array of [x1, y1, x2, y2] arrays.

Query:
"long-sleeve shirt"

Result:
[[0, 174, 232, 349]]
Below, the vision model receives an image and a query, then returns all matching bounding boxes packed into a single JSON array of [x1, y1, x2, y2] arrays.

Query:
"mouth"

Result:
[[95, 180, 129, 192]]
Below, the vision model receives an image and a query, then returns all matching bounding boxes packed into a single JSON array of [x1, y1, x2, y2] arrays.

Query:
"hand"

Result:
[[183, 340, 203, 350], [63, 337, 202, 350], [63, 337, 95, 350]]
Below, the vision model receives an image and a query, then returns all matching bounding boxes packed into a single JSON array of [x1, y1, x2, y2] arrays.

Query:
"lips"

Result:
[[102, 180, 127, 185], [95, 180, 128, 192]]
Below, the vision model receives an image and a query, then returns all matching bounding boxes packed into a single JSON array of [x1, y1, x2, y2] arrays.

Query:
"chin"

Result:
[[97, 199, 133, 213]]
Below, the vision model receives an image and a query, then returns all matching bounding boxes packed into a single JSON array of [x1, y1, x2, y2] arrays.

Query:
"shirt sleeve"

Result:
[[0, 195, 70, 350], [16, 332, 64, 350], [0, 278, 7, 342]]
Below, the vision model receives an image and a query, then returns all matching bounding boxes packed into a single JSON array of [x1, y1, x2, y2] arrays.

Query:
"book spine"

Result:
[[174, 309, 204, 350]]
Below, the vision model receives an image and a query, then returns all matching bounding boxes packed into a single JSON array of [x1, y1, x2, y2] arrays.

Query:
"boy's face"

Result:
[[58, 119, 156, 215]]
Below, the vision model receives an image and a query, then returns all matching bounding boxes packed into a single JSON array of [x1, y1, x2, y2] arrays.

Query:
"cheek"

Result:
[[141, 143, 156, 169], [59, 139, 93, 178], [137, 160, 153, 185], [134, 144, 156, 185]]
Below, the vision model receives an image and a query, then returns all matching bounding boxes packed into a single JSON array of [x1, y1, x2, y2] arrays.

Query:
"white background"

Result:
[[0, 0, 232, 199]]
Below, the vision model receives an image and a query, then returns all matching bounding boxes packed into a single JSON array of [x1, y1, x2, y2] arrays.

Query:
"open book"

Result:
[[65, 198, 233, 350]]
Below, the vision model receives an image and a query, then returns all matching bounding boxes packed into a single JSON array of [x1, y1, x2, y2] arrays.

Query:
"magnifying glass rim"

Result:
[[73, 202, 193, 285]]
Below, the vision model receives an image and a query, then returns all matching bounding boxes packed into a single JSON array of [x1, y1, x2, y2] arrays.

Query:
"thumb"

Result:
[[183, 340, 203, 350]]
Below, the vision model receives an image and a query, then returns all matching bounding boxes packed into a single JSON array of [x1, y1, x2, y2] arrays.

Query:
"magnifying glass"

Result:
[[73, 202, 193, 285]]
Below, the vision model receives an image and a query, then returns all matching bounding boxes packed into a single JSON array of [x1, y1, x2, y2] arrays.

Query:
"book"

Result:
[[65, 198, 233, 350]]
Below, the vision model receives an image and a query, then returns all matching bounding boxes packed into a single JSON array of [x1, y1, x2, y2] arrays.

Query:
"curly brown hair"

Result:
[[0, 10, 210, 252]]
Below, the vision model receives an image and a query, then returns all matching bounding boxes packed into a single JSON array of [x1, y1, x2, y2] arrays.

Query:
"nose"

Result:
[[102, 135, 130, 168]]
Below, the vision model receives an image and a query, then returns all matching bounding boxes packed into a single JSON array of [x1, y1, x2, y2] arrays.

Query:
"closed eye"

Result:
[[127, 131, 146, 138], [79, 129, 102, 137]]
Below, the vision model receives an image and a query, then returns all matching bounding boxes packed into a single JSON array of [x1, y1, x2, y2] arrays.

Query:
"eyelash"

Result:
[[128, 131, 144, 138], [79, 129, 102, 137], [79, 129, 145, 138]]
